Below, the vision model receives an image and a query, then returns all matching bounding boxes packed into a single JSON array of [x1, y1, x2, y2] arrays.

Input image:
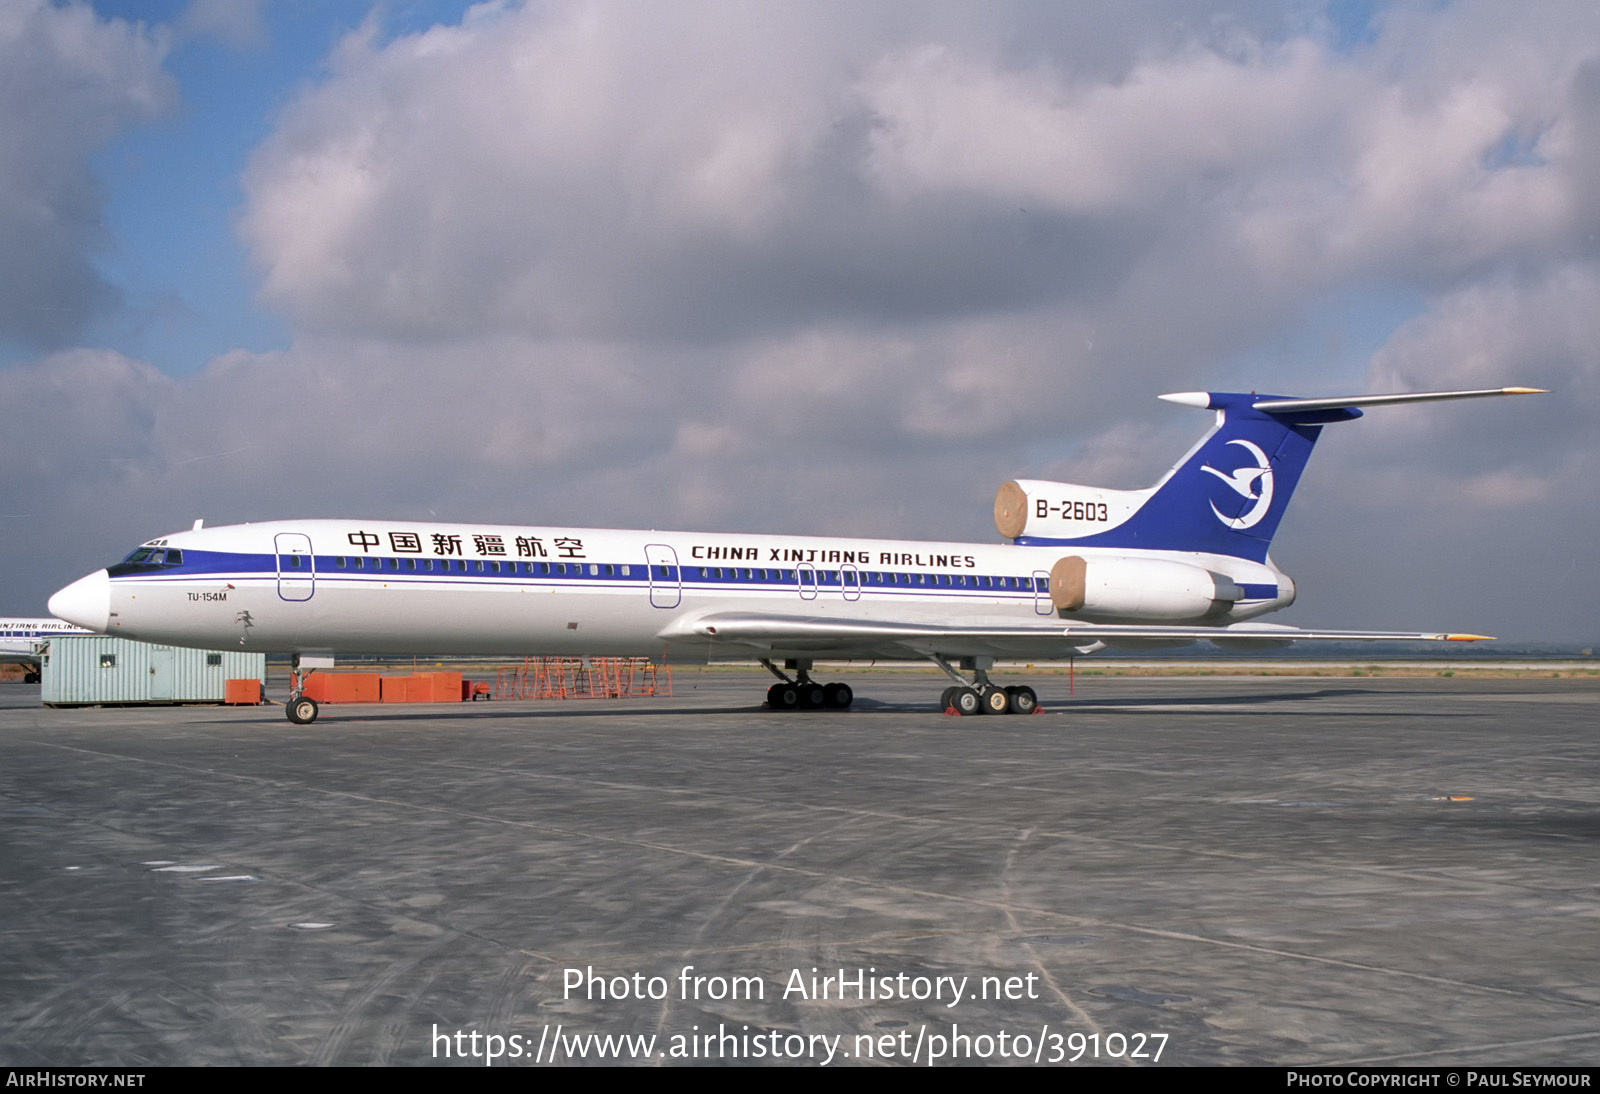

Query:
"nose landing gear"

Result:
[[286, 694, 320, 724], [285, 660, 321, 724]]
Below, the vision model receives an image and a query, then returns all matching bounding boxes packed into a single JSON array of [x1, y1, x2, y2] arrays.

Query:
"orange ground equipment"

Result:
[[493, 657, 671, 701]]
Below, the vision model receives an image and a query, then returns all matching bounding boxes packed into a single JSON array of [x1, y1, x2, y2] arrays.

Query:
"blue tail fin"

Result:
[[1011, 392, 1361, 562], [1001, 386, 1540, 562]]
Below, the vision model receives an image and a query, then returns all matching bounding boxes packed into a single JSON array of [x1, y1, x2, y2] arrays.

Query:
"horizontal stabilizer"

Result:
[[1158, 386, 1544, 414], [1249, 387, 1546, 413]]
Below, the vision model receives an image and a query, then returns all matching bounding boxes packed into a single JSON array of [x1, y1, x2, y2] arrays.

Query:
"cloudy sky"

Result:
[[1, 0, 1593, 643]]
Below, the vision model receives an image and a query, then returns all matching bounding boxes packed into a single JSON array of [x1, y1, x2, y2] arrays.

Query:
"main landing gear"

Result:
[[761, 659, 854, 711], [931, 655, 1037, 716]]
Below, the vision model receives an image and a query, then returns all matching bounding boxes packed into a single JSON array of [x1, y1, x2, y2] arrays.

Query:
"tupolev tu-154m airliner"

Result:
[[48, 386, 1543, 724]]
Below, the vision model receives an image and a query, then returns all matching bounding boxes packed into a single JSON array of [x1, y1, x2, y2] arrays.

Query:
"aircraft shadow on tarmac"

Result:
[[188, 685, 1449, 724], [1057, 686, 1400, 710]]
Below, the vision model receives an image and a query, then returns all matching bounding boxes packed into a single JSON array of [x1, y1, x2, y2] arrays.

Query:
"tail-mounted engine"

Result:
[[994, 479, 1147, 541], [1048, 554, 1242, 622]]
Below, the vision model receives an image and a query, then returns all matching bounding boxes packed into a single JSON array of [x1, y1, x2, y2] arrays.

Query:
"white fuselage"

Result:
[[53, 518, 1293, 663]]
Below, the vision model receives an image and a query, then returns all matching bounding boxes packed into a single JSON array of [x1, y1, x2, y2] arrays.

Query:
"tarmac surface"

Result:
[[0, 670, 1597, 1067]]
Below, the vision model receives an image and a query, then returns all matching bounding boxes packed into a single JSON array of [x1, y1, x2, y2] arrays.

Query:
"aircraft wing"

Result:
[[657, 613, 1489, 659]]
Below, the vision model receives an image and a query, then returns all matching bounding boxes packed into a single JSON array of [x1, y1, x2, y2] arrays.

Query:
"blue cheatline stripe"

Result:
[[116, 572, 1050, 602], [111, 549, 1060, 597]]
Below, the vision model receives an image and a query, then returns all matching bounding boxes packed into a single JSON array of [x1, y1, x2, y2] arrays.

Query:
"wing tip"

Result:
[[1444, 633, 1494, 642]]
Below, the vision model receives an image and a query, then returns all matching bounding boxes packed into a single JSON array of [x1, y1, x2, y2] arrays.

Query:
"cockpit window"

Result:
[[107, 544, 188, 577]]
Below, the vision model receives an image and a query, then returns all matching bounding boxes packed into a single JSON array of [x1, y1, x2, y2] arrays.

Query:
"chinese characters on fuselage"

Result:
[[345, 530, 587, 560]]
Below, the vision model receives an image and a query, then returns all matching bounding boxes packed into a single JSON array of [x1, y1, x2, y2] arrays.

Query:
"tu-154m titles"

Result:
[[48, 386, 1543, 723]]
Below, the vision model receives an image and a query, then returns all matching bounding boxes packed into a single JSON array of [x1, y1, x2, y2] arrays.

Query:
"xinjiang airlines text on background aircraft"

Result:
[[1, 618, 93, 683], [48, 386, 1543, 724]]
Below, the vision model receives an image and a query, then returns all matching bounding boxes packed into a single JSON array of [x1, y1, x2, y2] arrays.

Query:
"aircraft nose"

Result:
[[49, 570, 110, 633]]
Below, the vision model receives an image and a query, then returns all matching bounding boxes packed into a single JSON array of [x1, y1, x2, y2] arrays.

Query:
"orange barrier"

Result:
[[300, 672, 379, 703], [425, 672, 464, 702], [297, 671, 463, 705], [293, 664, 667, 705], [223, 679, 261, 705]]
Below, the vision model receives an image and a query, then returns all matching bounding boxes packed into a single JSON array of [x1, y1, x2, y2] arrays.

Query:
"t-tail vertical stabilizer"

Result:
[[994, 387, 1545, 563]]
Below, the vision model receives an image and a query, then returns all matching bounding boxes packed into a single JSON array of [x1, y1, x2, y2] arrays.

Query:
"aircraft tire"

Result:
[[24, 672, 39, 684], [952, 687, 982, 716], [982, 687, 1010, 715], [1006, 686, 1038, 715], [799, 683, 826, 709], [286, 696, 319, 725], [824, 682, 853, 709], [940, 686, 958, 711], [769, 683, 800, 711]]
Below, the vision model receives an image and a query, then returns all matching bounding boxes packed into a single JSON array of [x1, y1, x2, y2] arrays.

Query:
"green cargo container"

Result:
[[41, 637, 266, 707]]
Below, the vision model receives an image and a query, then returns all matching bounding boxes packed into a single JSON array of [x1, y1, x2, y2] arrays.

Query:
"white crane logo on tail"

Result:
[[1202, 439, 1274, 529]]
